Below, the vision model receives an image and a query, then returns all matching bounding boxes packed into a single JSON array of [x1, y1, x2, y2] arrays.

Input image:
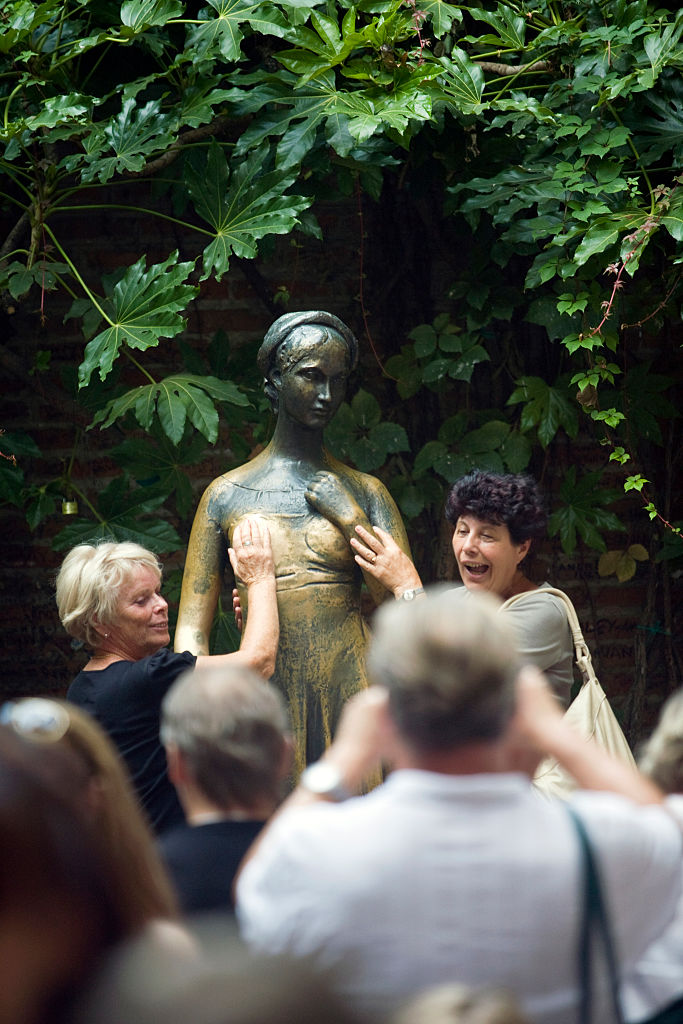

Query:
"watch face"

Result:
[[300, 762, 349, 800], [303, 762, 339, 792], [403, 589, 415, 601]]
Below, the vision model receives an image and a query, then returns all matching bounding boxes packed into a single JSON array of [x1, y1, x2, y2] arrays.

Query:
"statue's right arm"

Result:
[[174, 483, 226, 657]]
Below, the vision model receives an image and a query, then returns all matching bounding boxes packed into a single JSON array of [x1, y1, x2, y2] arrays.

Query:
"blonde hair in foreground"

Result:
[[56, 541, 162, 650]]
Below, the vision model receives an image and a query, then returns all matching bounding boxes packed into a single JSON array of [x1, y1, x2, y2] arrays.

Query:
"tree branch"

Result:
[[0, 209, 30, 262], [124, 115, 251, 179], [475, 59, 552, 76]]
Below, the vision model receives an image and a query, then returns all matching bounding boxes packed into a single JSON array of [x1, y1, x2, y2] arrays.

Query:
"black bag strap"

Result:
[[566, 805, 624, 1024]]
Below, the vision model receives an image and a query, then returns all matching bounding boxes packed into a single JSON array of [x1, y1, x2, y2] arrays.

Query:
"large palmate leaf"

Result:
[[631, 96, 683, 163], [185, 0, 290, 62], [80, 97, 178, 182], [434, 50, 485, 114], [466, 3, 526, 50], [111, 429, 210, 518], [120, 0, 185, 32], [548, 467, 624, 554], [232, 68, 433, 169], [184, 141, 311, 278], [78, 252, 198, 388], [421, 0, 463, 38], [91, 373, 249, 443], [639, 17, 683, 89], [52, 475, 183, 553]]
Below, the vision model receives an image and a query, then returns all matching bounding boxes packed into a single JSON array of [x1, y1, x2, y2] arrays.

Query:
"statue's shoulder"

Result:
[[201, 451, 277, 512], [328, 455, 389, 494]]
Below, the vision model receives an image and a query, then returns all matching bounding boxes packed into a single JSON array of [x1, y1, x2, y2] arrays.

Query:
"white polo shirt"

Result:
[[237, 771, 681, 1023], [622, 794, 683, 1022]]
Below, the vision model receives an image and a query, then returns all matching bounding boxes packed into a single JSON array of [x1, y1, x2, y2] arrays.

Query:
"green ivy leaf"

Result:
[[508, 376, 579, 448], [409, 324, 438, 357], [414, 440, 447, 478], [351, 388, 382, 428], [573, 218, 621, 268], [460, 420, 510, 454], [500, 430, 532, 473], [0, 460, 24, 506], [367, 421, 409, 455]]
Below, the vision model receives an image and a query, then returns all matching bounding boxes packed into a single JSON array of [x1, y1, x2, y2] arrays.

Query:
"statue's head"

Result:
[[257, 311, 359, 415]]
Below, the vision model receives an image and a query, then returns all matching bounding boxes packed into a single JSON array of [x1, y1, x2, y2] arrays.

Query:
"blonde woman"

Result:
[[56, 519, 277, 832]]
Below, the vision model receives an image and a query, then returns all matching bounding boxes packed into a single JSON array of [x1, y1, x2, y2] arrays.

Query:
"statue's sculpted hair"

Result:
[[257, 311, 358, 412]]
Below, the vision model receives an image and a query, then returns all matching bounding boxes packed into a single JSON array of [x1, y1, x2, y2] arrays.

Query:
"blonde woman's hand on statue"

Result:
[[351, 524, 423, 597], [232, 588, 243, 633], [228, 518, 275, 586], [305, 471, 364, 534]]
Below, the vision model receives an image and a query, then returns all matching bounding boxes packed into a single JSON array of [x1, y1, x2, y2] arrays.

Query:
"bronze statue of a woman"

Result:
[[175, 311, 411, 776]]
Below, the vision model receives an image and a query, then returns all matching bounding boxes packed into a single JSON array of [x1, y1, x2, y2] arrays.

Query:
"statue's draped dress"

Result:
[[218, 478, 372, 778]]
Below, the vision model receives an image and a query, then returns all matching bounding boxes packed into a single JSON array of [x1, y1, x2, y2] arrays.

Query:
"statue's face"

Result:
[[272, 335, 349, 429]]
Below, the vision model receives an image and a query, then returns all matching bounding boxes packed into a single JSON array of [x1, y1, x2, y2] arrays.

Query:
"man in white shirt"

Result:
[[237, 587, 681, 1023]]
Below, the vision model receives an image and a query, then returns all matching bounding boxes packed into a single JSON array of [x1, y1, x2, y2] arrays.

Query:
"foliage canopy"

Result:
[[1, 0, 681, 589]]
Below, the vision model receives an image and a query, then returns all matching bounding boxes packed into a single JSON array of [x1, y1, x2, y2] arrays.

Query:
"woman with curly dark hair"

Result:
[[351, 471, 573, 704]]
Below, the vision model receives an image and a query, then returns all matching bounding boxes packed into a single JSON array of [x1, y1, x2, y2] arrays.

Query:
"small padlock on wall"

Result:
[[61, 499, 79, 515]]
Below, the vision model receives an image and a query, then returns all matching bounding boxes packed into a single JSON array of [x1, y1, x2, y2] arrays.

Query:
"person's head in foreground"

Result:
[[0, 724, 127, 1024], [68, 923, 370, 1024], [638, 688, 683, 795], [2, 696, 179, 927], [161, 663, 290, 818], [367, 586, 520, 758]]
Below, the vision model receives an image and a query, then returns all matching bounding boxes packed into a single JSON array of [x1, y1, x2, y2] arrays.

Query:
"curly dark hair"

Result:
[[444, 471, 548, 544]]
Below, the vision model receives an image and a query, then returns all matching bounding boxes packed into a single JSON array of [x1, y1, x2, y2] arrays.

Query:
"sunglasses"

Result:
[[0, 698, 71, 743]]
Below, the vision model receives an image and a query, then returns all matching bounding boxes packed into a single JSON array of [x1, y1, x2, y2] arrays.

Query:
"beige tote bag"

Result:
[[501, 587, 637, 799]]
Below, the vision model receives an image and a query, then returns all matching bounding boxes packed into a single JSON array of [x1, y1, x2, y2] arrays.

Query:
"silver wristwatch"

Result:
[[399, 586, 425, 601], [299, 761, 352, 802]]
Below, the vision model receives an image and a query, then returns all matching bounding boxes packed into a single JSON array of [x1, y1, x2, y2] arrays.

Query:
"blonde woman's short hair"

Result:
[[56, 542, 162, 649], [638, 689, 683, 795]]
